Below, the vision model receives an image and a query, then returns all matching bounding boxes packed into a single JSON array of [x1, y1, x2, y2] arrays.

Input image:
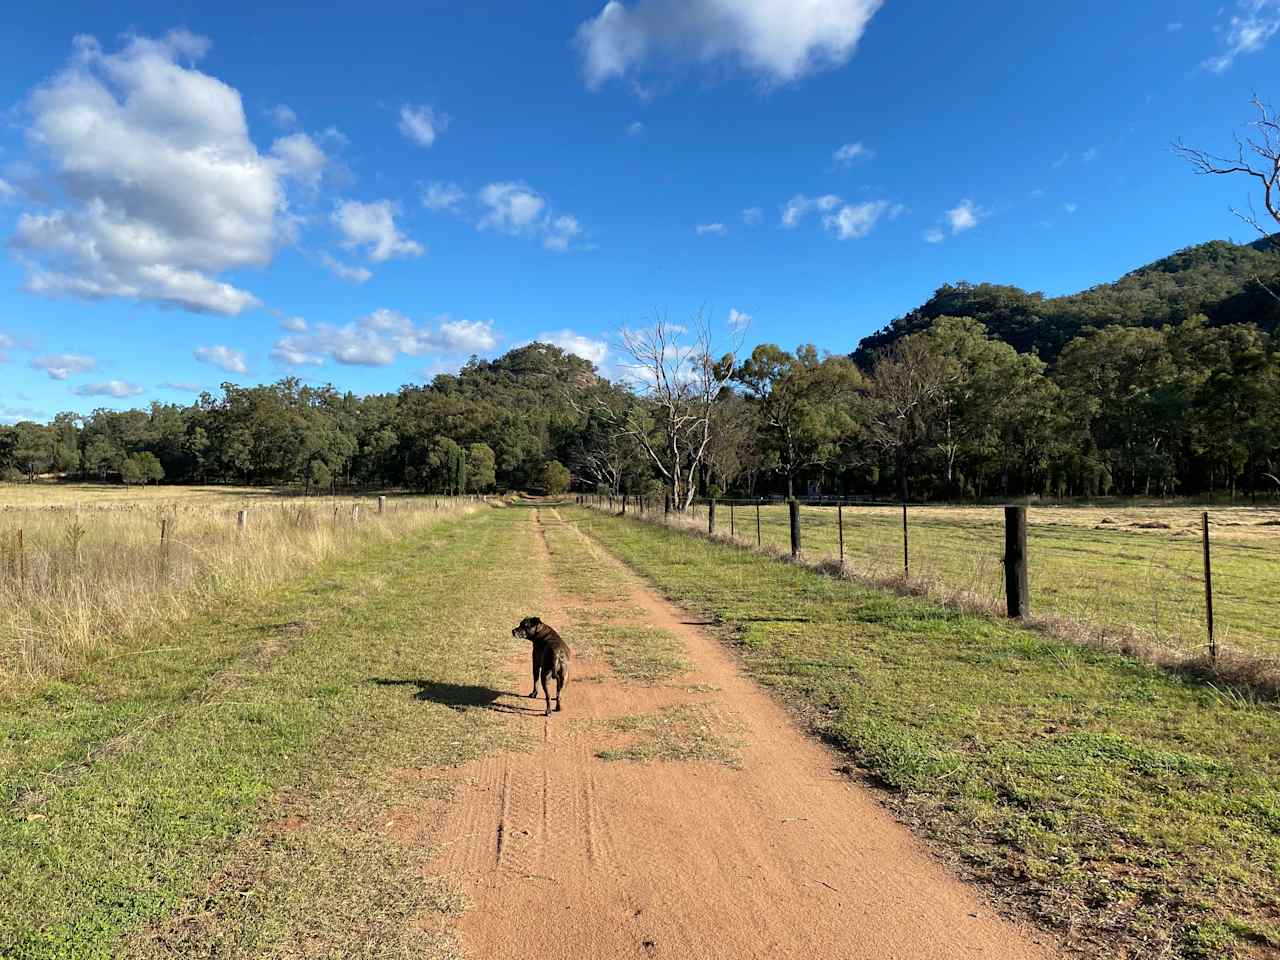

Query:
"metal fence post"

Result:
[[1004, 506, 1029, 618]]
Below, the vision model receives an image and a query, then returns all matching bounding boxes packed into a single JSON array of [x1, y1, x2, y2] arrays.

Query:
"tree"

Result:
[[541, 460, 571, 495], [12, 422, 52, 481], [613, 312, 740, 511], [862, 337, 951, 501], [466, 442, 497, 493], [733, 344, 863, 498]]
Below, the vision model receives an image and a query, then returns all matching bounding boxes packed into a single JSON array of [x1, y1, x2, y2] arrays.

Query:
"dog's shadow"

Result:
[[369, 678, 544, 715]]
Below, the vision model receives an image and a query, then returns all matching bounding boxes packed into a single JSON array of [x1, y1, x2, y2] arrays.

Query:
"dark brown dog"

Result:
[[511, 616, 569, 716]]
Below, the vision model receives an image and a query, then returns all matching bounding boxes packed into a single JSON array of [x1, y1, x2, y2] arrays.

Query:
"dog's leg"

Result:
[[529, 646, 539, 698], [554, 670, 563, 712], [541, 671, 552, 716]]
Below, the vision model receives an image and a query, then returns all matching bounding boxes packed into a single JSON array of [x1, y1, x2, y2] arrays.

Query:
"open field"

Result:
[[568, 505, 1280, 958], [0, 482, 475, 693], [667, 500, 1280, 660]]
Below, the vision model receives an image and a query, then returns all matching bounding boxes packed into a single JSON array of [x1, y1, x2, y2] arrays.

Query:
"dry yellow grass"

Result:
[[0, 483, 478, 693]]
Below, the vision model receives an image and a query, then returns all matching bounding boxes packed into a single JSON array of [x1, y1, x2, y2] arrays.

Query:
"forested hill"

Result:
[[852, 237, 1280, 365]]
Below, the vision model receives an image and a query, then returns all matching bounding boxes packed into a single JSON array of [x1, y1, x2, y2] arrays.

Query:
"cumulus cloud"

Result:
[[280, 315, 308, 332], [923, 226, 945, 244], [270, 132, 326, 189], [575, 0, 884, 89], [545, 215, 582, 251], [728, 307, 752, 331], [194, 344, 248, 374], [1203, 1, 1280, 72], [398, 104, 448, 147], [695, 222, 726, 236], [10, 31, 285, 315], [823, 199, 889, 239], [332, 199, 424, 262], [477, 182, 585, 251], [268, 103, 297, 127], [945, 199, 983, 233], [537, 328, 609, 366], [780, 193, 841, 227], [741, 206, 763, 226], [0, 178, 14, 201], [833, 141, 871, 165], [272, 309, 498, 368], [30, 353, 96, 380], [320, 251, 373, 284], [73, 379, 143, 398], [422, 181, 465, 211]]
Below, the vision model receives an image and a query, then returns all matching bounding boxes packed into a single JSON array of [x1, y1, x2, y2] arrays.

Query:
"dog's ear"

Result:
[[528, 616, 542, 625]]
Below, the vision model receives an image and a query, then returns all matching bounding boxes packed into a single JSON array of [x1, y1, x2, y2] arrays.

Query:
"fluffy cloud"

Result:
[[272, 309, 498, 367], [398, 104, 448, 147], [194, 344, 248, 374], [1203, 1, 1280, 72], [741, 206, 763, 226], [30, 353, 96, 380], [270, 132, 326, 189], [268, 104, 298, 127], [422, 181, 465, 211], [695, 222, 726, 236], [780, 193, 841, 227], [0, 333, 14, 362], [73, 379, 143, 398], [945, 199, 982, 233], [575, 0, 884, 89], [280, 315, 308, 332], [11, 32, 284, 315], [477, 182, 585, 251], [728, 307, 752, 331], [537, 329, 609, 365], [0, 178, 14, 201], [823, 199, 889, 239], [332, 199, 424, 262], [923, 227, 945, 244], [833, 141, 871, 165], [320, 252, 373, 284]]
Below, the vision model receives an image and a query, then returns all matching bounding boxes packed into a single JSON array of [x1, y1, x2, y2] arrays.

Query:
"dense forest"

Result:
[[3, 236, 1280, 502]]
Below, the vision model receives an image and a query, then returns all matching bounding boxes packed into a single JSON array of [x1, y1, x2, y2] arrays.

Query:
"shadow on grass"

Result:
[[368, 678, 546, 715]]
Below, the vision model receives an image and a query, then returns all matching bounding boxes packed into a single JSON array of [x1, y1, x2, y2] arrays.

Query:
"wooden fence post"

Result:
[[730, 501, 735, 539], [664, 494, 671, 517], [756, 501, 762, 547], [1203, 511, 1216, 662], [352, 505, 360, 522], [622, 494, 627, 515], [17, 529, 25, 588], [1004, 506, 1029, 618], [901, 502, 909, 579], [708, 499, 717, 536], [378, 496, 386, 514], [789, 499, 800, 558], [237, 510, 248, 535], [838, 502, 844, 566]]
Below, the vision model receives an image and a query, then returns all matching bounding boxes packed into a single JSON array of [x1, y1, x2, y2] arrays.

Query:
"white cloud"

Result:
[[73, 379, 143, 398], [320, 251, 373, 284], [270, 132, 326, 189], [268, 103, 297, 128], [280, 315, 308, 332], [332, 199, 424, 262], [0, 333, 14, 363], [422, 181, 465, 211], [544, 215, 582, 251], [30, 353, 96, 380], [728, 307, 752, 331], [696, 222, 726, 236], [478, 182, 547, 233], [1063, 201, 1079, 214], [833, 141, 871, 165], [575, 0, 884, 89], [194, 344, 248, 374], [887, 202, 908, 220], [1203, 0, 1280, 72], [741, 206, 763, 226], [11, 31, 282, 315], [945, 199, 982, 233], [272, 309, 498, 367], [780, 193, 841, 227], [0, 178, 14, 201], [160, 381, 203, 392], [627, 120, 645, 136], [923, 227, 945, 244], [398, 104, 448, 147], [537, 328, 609, 365], [823, 199, 889, 240]]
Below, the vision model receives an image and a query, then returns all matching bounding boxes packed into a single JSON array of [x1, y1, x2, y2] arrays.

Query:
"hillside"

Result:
[[852, 236, 1280, 365]]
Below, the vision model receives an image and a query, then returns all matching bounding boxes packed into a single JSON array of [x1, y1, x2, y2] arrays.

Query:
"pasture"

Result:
[[673, 500, 1280, 659]]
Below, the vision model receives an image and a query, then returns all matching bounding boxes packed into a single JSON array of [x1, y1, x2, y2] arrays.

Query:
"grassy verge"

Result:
[[596, 704, 741, 767], [565, 506, 1280, 960], [2, 507, 540, 959]]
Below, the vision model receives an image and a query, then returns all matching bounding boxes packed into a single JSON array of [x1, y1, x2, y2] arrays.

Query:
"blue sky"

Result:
[[0, 0, 1277, 422]]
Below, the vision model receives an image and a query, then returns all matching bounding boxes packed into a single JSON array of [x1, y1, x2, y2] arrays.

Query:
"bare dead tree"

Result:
[[612, 311, 742, 511], [1175, 95, 1280, 299]]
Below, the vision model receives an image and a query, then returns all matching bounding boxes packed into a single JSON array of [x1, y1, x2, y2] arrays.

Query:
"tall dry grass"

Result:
[[0, 490, 476, 693]]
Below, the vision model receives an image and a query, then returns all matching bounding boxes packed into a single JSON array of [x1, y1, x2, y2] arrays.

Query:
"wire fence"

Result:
[[578, 493, 1280, 667]]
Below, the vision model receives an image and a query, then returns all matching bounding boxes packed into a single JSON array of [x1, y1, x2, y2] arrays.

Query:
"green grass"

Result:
[[1, 508, 544, 959], [570, 624, 690, 682], [566, 505, 1280, 959], [596, 704, 741, 768], [675, 501, 1280, 657]]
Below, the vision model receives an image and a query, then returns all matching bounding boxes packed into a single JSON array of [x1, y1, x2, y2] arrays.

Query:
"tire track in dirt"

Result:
[[421, 507, 1064, 959]]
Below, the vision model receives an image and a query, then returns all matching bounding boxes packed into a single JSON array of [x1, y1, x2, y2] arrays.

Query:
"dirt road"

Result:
[[420, 510, 1061, 959]]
